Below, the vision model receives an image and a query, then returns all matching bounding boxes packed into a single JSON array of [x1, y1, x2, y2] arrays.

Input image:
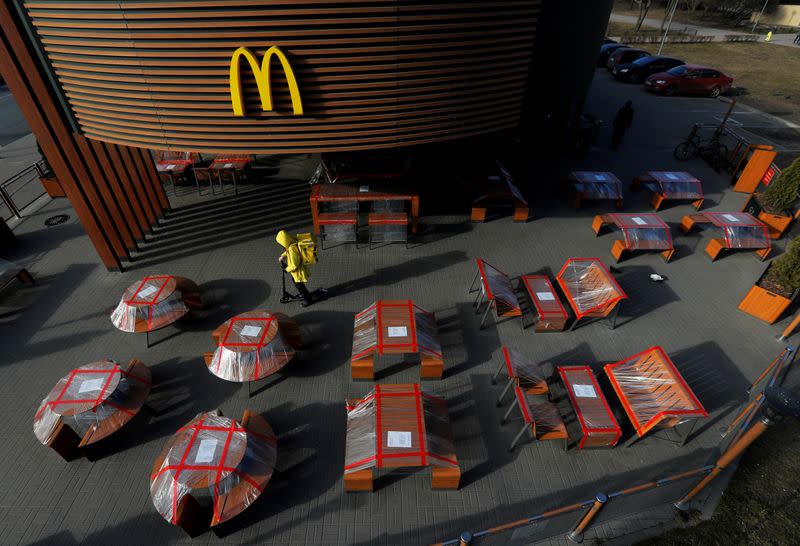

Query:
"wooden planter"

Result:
[[738, 264, 800, 324], [39, 174, 66, 198], [743, 193, 795, 240]]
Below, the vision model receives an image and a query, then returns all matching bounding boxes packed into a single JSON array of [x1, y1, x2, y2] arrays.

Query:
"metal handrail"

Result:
[[0, 159, 48, 220]]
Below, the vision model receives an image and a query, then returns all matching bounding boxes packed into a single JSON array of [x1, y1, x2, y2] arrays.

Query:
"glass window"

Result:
[[667, 65, 688, 76]]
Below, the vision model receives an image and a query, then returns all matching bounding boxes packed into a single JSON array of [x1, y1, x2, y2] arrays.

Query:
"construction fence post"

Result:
[[567, 493, 607, 543]]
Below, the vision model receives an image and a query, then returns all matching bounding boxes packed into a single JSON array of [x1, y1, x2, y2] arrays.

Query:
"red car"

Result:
[[644, 64, 733, 97], [606, 47, 650, 71]]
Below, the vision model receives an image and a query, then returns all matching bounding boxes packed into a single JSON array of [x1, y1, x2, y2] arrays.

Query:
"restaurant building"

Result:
[[0, 0, 613, 269]]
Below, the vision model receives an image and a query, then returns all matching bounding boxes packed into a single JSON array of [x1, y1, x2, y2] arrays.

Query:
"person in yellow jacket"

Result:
[[276, 230, 314, 306]]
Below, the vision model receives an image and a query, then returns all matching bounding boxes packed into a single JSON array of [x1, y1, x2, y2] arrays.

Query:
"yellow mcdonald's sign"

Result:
[[229, 46, 303, 116]]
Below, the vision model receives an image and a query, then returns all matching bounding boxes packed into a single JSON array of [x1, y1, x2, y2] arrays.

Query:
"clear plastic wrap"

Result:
[[647, 171, 703, 199], [571, 171, 623, 200], [558, 366, 620, 448], [150, 410, 277, 527], [706, 212, 770, 249], [556, 258, 627, 319], [514, 388, 565, 437], [110, 275, 191, 333], [604, 347, 707, 437], [520, 275, 568, 330], [610, 214, 672, 251], [500, 346, 547, 388], [351, 301, 442, 361], [368, 210, 409, 244], [344, 384, 457, 474], [207, 311, 297, 382], [475, 259, 522, 316], [33, 359, 151, 446]]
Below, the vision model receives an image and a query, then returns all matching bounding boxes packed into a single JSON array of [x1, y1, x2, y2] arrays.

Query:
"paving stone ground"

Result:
[[1, 75, 798, 546]]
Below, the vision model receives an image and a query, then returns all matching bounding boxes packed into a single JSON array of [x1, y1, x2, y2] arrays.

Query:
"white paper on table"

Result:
[[387, 431, 412, 448], [166, 164, 176, 170], [195, 439, 218, 463], [722, 214, 740, 222], [223, 163, 233, 169], [536, 292, 555, 301], [239, 325, 263, 338], [137, 285, 159, 298], [631, 216, 648, 225], [78, 378, 107, 394], [359, 185, 369, 192], [594, 174, 607, 181], [387, 326, 407, 337], [572, 384, 597, 398], [665, 172, 680, 180]]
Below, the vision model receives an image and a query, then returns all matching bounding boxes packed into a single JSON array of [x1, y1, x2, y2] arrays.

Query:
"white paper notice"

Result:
[[239, 325, 262, 338], [195, 439, 217, 463], [137, 285, 158, 298], [722, 214, 740, 222], [387, 431, 412, 448], [594, 174, 607, 181], [166, 164, 176, 170], [78, 378, 106, 393], [223, 163, 233, 169], [536, 292, 555, 301], [631, 216, 648, 225], [573, 384, 597, 398], [665, 172, 680, 180], [359, 185, 369, 192], [387, 326, 407, 337]]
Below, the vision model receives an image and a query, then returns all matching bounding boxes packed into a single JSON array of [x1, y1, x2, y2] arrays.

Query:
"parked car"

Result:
[[598, 43, 628, 67], [612, 55, 685, 83], [607, 48, 650, 71], [644, 64, 733, 97]]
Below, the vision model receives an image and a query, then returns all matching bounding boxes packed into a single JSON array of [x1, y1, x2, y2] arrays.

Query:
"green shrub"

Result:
[[762, 157, 800, 212], [772, 237, 800, 292]]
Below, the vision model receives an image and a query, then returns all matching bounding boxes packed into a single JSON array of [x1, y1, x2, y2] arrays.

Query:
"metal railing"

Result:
[[0, 160, 48, 221]]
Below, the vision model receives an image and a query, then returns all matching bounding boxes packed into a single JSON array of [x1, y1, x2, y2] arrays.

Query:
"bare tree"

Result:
[[634, 0, 653, 31]]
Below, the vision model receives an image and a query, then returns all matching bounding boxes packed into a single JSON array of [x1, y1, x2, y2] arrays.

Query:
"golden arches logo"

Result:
[[229, 46, 303, 116]]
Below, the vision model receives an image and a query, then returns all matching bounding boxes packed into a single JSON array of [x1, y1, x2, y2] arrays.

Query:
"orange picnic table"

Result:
[[592, 213, 674, 262], [556, 258, 627, 331], [310, 184, 420, 235]]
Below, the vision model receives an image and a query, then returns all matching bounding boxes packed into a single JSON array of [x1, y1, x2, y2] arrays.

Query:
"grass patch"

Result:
[[654, 42, 800, 121], [642, 418, 800, 545]]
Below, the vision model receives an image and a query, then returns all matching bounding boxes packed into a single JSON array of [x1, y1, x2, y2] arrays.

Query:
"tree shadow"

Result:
[[288, 310, 357, 378]]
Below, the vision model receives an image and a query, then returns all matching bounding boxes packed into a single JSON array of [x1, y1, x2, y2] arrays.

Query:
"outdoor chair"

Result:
[[368, 201, 408, 248]]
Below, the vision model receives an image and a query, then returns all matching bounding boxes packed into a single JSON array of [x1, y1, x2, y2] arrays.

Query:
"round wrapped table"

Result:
[[205, 311, 302, 385], [150, 410, 277, 536], [110, 275, 202, 347], [33, 359, 152, 460]]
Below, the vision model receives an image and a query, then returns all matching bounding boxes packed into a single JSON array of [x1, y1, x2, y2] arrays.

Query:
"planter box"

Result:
[[743, 193, 795, 240], [39, 174, 65, 198], [738, 264, 799, 324]]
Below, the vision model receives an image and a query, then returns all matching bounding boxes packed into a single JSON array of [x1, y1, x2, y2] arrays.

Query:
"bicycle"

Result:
[[674, 124, 730, 172]]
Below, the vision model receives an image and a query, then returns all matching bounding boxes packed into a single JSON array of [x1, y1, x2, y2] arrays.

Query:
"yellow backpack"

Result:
[[295, 233, 318, 265]]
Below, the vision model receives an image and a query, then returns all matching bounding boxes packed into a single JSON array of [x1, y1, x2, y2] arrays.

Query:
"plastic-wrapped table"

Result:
[[604, 347, 707, 447], [592, 213, 674, 262], [205, 311, 302, 387], [520, 275, 568, 331], [502, 387, 567, 451], [471, 161, 529, 222], [680, 211, 771, 261], [344, 384, 459, 492], [569, 171, 623, 210], [310, 184, 420, 234], [110, 275, 202, 347], [556, 258, 627, 331], [558, 366, 621, 448], [470, 259, 523, 330], [150, 409, 276, 536], [351, 300, 443, 380], [632, 171, 704, 210], [33, 359, 151, 460]]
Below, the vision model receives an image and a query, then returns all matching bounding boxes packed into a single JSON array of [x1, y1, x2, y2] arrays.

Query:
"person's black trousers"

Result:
[[293, 280, 313, 304], [610, 127, 627, 150]]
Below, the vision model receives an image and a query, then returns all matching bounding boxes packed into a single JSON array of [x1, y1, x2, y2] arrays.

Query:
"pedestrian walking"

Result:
[[611, 100, 634, 150], [276, 230, 321, 307]]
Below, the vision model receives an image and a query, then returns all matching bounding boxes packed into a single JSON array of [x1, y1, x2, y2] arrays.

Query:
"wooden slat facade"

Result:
[[23, 0, 541, 153]]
